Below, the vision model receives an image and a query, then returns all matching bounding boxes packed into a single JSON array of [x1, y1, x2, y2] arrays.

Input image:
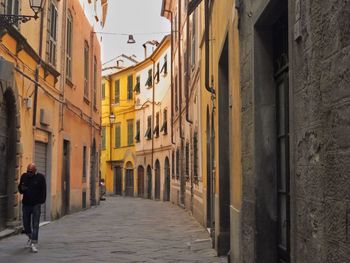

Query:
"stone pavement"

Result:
[[0, 196, 226, 263]]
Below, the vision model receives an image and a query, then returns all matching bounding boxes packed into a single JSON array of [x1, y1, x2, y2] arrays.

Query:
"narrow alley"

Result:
[[0, 197, 224, 263]]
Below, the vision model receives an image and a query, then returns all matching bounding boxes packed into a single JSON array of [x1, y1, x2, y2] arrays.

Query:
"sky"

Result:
[[100, 0, 170, 67]]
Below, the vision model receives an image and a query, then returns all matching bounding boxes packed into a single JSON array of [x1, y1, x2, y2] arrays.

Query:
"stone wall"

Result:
[[291, 0, 350, 262], [239, 0, 350, 262]]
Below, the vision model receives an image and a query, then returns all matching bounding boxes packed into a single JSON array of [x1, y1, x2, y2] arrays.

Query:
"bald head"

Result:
[[27, 163, 37, 173]]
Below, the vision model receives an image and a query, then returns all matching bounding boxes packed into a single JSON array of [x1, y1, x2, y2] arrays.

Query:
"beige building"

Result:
[[134, 36, 171, 200]]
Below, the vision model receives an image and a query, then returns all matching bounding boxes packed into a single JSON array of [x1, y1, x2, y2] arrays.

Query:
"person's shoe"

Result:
[[31, 243, 38, 253], [26, 239, 32, 248]]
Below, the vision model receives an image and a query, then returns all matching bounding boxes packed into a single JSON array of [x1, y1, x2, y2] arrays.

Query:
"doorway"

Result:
[[90, 139, 97, 206], [217, 35, 230, 256], [125, 162, 134, 197], [114, 166, 122, 195], [61, 140, 70, 216], [137, 166, 145, 198], [155, 160, 160, 200], [147, 165, 152, 199], [164, 157, 170, 201], [0, 88, 16, 231]]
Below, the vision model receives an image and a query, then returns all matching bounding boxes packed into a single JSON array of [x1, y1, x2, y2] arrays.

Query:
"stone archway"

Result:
[[0, 80, 19, 231]]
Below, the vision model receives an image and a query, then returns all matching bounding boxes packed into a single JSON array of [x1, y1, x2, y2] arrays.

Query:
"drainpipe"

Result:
[[108, 76, 113, 171], [163, 9, 175, 145], [205, 0, 215, 95], [178, 0, 184, 140], [185, 9, 193, 124], [32, 0, 45, 126]]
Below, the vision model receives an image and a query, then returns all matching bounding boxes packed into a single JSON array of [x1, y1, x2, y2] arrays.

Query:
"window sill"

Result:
[[66, 78, 73, 88], [83, 97, 90, 105]]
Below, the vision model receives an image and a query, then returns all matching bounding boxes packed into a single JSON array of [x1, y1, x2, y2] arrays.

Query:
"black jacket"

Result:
[[18, 172, 46, 206]]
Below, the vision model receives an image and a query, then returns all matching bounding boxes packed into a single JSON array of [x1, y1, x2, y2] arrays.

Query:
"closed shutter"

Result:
[[45, 2, 51, 62], [34, 141, 47, 222]]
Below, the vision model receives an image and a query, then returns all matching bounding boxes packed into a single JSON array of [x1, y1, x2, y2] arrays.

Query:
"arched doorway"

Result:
[[147, 165, 152, 199], [0, 87, 17, 231], [137, 166, 144, 198], [125, 162, 134, 197], [164, 157, 170, 201], [155, 160, 161, 200]]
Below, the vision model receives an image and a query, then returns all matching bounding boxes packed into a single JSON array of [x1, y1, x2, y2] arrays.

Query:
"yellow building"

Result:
[[101, 67, 137, 196], [101, 37, 171, 200]]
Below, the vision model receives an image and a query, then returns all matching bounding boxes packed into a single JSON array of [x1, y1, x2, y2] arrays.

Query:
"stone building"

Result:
[[239, 0, 350, 262]]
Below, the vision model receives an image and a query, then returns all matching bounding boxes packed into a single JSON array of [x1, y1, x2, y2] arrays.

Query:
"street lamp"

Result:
[[109, 113, 116, 124], [0, 0, 45, 26], [127, 34, 136, 44]]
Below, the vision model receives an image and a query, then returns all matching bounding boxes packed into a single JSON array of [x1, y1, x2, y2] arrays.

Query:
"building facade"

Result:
[[0, 0, 107, 232], [101, 66, 137, 196], [134, 36, 171, 201], [101, 36, 172, 201], [239, 0, 350, 262]]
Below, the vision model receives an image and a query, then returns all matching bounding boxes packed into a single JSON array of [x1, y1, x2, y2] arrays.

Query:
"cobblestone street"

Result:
[[0, 197, 224, 263]]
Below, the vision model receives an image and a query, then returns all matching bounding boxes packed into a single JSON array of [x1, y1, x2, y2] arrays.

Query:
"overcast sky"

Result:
[[100, 0, 170, 66]]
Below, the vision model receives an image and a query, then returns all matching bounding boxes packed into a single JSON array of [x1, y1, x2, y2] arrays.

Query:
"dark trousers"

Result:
[[22, 204, 41, 243]]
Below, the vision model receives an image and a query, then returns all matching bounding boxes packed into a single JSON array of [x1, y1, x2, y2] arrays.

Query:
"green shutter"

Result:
[[115, 80, 120, 104]]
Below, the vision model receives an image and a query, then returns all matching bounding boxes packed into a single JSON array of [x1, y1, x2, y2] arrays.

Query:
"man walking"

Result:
[[18, 163, 46, 253]]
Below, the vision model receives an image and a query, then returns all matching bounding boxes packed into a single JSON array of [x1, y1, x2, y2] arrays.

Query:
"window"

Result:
[[127, 75, 133, 100], [160, 55, 168, 75], [127, 120, 134, 146], [115, 123, 121, 148], [6, 0, 19, 16], [171, 151, 175, 178], [47, 1, 58, 66], [154, 112, 160, 138], [184, 50, 188, 87], [191, 10, 197, 68], [101, 127, 106, 150], [114, 80, 120, 104], [134, 76, 140, 94], [93, 57, 97, 108], [185, 143, 189, 180], [175, 75, 178, 111], [193, 132, 198, 183], [145, 116, 152, 140], [101, 83, 105, 100], [176, 149, 179, 180], [135, 120, 140, 143], [83, 146, 87, 181], [155, 63, 160, 83], [66, 11, 73, 80], [174, 14, 177, 44], [160, 109, 167, 134], [84, 41, 89, 99], [146, 69, 152, 87]]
